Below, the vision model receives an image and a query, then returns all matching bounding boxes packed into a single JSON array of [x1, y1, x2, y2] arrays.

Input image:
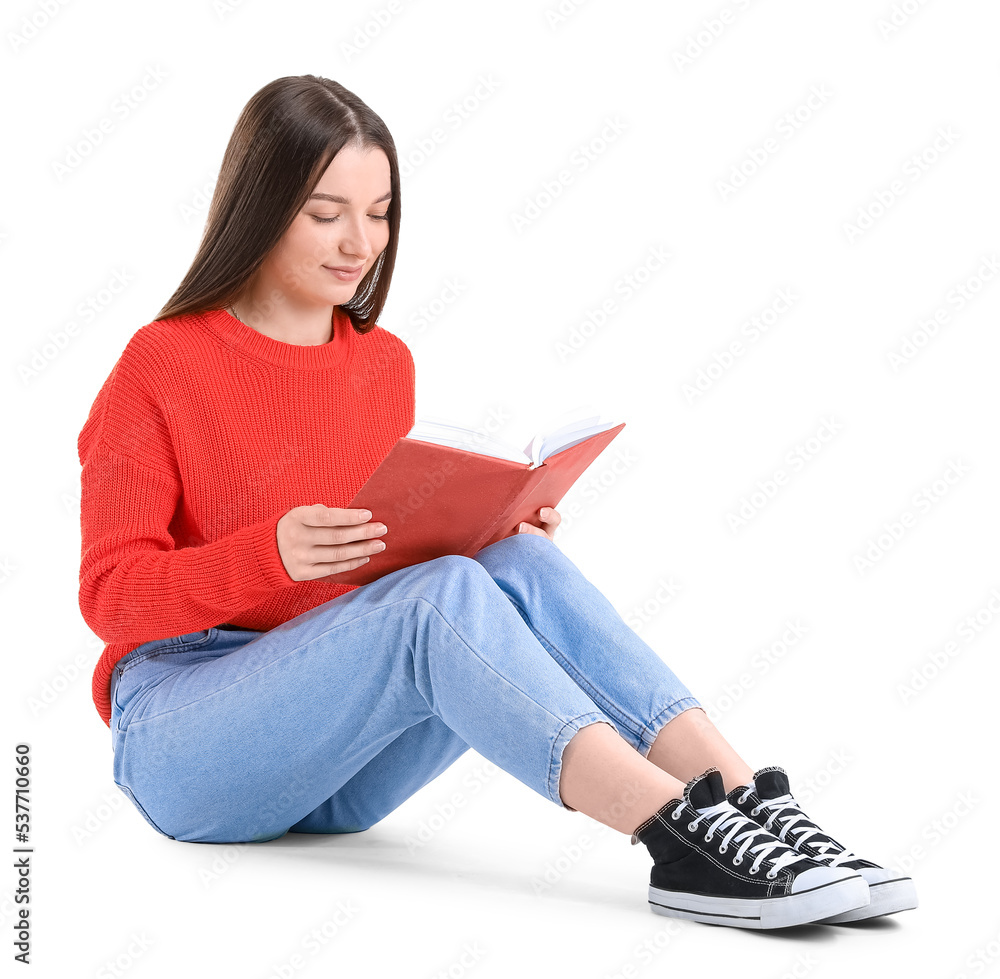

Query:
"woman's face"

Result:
[[257, 143, 392, 307]]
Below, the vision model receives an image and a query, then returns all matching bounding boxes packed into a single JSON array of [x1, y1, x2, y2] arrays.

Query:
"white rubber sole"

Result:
[[648, 874, 870, 930], [819, 875, 918, 923]]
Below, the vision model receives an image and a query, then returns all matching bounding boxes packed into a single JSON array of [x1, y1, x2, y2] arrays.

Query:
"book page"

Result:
[[407, 417, 528, 463], [523, 404, 619, 467], [533, 420, 622, 465], [408, 405, 622, 468]]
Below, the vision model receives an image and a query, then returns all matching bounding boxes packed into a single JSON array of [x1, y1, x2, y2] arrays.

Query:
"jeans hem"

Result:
[[638, 697, 704, 758], [546, 711, 615, 808]]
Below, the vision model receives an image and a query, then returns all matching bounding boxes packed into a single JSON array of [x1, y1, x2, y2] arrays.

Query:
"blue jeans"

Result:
[[109, 533, 700, 843]]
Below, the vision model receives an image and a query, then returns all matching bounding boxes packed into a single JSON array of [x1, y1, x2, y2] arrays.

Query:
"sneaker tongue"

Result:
[[753, 767, 791, 800], [686, 769, 728, 810]]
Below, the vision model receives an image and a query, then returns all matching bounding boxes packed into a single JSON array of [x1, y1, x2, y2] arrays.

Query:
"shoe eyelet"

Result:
[[748, 866, 758, 875], [705, 834, 714, 843], [766, 870, 777, 880], [670, 809, 682, 821], [751, 806, 761, 817], [738, 791, 750, 804], [732, 856, 742, 865], [687, 821, 698, 832], [718, 845, 728, 854]]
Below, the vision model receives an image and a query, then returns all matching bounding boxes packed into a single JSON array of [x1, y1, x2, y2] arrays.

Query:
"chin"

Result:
[[313, 282, 358, 304]]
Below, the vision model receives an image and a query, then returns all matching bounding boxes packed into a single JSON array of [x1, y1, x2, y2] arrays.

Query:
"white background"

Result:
[[3, 0, 999, 975]]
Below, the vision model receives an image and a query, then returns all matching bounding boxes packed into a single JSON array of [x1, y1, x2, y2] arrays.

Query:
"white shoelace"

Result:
[[677, 799, 814, 878], [738, 789, 861, 868]]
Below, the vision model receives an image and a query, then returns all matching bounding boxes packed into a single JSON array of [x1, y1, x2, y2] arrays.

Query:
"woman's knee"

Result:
[[471, 532, 567, 597], [478, 530, 561, 568], [410, 552, 500, 601]]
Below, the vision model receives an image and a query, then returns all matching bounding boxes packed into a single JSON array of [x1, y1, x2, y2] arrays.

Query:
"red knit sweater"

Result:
[[78, 306, 415, 726]]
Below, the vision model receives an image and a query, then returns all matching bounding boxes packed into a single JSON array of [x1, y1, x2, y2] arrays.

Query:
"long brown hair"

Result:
[[156, 75, 400, 335]]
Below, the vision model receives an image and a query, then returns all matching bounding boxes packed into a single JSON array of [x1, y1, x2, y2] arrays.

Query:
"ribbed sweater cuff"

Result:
[[240, 510, 295, 591]]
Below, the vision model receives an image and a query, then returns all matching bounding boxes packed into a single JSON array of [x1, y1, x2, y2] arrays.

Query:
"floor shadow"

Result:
[[260, 831, 641, 911], [253, 832, 905, 933]]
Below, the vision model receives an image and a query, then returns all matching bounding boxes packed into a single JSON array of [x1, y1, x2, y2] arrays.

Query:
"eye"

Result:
[[311, 213, 390, 224]]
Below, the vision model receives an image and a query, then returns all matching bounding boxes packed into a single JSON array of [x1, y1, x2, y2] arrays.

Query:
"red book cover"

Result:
[[331, 422, 626, 585]]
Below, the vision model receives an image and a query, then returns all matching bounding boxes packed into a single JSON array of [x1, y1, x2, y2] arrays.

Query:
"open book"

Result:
[[333, 406, 625, 585]]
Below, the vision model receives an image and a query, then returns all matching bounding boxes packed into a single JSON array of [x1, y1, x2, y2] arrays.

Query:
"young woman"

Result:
[[78, 74, 917, 931]]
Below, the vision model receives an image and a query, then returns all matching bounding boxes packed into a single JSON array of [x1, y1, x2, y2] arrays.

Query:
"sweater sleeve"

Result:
[[77, 340, 295, 645]]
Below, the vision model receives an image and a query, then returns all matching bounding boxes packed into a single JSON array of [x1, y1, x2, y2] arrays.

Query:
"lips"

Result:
[[326, 265, 363, 273]]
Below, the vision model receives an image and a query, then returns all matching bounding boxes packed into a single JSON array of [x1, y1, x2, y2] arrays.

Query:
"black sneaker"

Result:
[[631, 768, 869, 929], [728, 766, 918, 923]]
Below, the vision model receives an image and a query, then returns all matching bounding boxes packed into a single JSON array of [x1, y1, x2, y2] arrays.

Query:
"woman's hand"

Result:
[[514, 506, 561, 543], [276, 504, 387, 581]]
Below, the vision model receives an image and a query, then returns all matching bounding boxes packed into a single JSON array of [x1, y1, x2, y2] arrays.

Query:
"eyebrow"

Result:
[[308, 191, 392, 204]]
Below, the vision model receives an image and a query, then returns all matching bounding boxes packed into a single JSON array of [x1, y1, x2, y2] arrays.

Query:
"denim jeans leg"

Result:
[[300, 534, 704, 833], [110, 553, 615, 843], [289, 715, 470, 834], [472, 532, 702, 755]]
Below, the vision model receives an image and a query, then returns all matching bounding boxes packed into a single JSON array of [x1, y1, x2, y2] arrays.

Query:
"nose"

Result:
[[336, 213, 374, 261]]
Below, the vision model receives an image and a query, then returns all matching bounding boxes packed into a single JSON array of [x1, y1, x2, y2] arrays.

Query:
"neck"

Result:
[[229, 298, 336, 346]]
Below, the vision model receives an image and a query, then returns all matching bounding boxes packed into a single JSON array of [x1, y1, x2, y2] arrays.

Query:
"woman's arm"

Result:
[[77, 336, 297, 646], [78, 438, 295, 644]]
